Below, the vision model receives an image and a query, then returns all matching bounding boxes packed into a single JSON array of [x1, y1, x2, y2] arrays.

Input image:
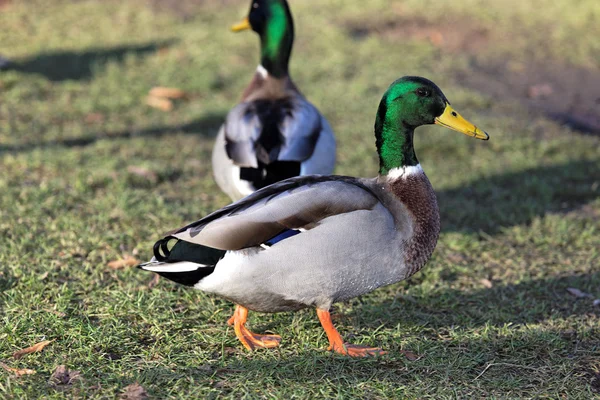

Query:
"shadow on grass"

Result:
[[437, 159, 600, 234], [214, 273, 596, 391], [0, 273, 17, 293], [3, 40, 177, 81], [159, 274, 599, 393], [142, 326, 597, 396], [0, 112, 225, 153], [351, 271, 600, 330]]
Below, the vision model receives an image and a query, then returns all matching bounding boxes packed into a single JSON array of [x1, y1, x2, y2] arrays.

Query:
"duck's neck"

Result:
[[259, 3, 293, 78], [375, 101, 419, 176]]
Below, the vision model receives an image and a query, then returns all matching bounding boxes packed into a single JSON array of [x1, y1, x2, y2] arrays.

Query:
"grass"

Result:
[[1, 0, 599, 398]]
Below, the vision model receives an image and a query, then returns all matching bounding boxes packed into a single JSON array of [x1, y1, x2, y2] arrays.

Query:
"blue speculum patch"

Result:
[[264, 229, 300, 246]]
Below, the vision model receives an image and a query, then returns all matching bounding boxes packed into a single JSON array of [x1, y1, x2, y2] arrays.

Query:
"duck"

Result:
[[211, 0, 336, 201], [140, 76, 489, 356]]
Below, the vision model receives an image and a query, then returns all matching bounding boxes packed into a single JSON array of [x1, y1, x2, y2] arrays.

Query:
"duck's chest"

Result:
[[381, 172, 441, 278]]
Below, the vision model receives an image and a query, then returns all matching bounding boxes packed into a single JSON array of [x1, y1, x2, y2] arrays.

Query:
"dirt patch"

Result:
[[458, 59, 600, 135], [346, 16, 600, 135], [347, 17, 491, 54]]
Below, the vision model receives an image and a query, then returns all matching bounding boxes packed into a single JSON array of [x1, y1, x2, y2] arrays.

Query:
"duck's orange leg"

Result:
[[316, 308, 386, 357], [230, 305, 281, 351]]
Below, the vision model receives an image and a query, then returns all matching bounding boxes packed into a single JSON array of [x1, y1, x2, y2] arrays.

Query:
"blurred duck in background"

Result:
[[212, 0, 336, 201]]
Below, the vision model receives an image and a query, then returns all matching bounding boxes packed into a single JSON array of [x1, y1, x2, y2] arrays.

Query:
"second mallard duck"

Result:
[[141, 77, 488, 356], [212, 0, 336, 201]]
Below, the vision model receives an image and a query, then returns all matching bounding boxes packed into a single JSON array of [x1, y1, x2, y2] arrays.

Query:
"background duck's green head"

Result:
[[231, 0, 294, 78], [375, 76, 489, 175]]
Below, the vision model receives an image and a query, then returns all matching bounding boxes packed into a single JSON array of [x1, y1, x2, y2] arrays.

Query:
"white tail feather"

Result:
[[139, 261, 204, 273]]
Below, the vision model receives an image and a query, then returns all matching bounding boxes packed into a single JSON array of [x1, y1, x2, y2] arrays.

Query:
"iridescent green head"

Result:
[[375, 76, 489, 175], [232, 0, 294, 78]]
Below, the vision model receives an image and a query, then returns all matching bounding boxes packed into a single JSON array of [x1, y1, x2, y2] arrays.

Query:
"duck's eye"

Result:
[[416, 88, 430, 97], [253, 2, 259, 8]]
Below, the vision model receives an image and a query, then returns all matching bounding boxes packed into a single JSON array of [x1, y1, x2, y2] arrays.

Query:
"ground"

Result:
[[0, 0, 599, 398]]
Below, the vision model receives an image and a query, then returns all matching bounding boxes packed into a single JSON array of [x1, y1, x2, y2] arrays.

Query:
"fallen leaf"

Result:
[[45, 309, 66, 317], [13, 339, 53, 359], [566, 287, 592, 298], [157, 47, 170, 57], [127, 166, 158, 183], [120, 383, 148, 400], [38, 271, 49, 280], [0, 362, 36, 377], [428, 31, 444, 46], [108, 255, 140, 270], [400, 350, 420, 361], [49, 365, 81, 386], [527, 83, 553, 99], [480, 278, 493, 288], [446, 252, 466, 264], [148, 274, 160, 289], [213, 380, 230, 389], [149, 86, 188, 100], [146, 95, 173, 112], [172, 305, 186, 313], [84, 112, 105, 124]]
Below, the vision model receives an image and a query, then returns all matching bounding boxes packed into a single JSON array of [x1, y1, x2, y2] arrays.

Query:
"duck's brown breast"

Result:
[[387, 173, 440, 277]]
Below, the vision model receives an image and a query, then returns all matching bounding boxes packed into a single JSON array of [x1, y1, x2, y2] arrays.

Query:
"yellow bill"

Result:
[[231, 17, 251, 32], [435, 104, 489, 140]]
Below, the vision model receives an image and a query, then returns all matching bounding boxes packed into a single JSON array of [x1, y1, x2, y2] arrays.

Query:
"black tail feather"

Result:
[[153, 236, 226, 265], [240, 160, 301, 190], [153, 268, 214, 287], [145, 237, 226, 286]]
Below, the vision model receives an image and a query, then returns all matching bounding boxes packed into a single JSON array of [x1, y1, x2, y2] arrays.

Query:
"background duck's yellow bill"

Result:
[[435, 104, 489, 140], [231, 17, 251, 32]]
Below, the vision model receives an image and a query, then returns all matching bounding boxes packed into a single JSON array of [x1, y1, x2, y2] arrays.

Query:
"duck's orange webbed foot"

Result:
[[231, 305, 281, 351], [226, 314, 235, 326], [317, 308, 386, 358], [328, 342, 387, 357]]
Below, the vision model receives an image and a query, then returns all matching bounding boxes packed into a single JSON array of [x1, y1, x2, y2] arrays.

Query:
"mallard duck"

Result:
[[212, 0, 336, 201], [140, 76, 489, 356]]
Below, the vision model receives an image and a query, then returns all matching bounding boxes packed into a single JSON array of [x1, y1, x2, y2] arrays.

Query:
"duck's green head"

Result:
[[375, 76, 489, 175], [231, 0, 294, 78]]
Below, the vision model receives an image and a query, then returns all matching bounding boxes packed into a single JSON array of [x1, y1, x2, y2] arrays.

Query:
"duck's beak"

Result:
[[435, 104, 489, 140], [231, 17, 251, 32]]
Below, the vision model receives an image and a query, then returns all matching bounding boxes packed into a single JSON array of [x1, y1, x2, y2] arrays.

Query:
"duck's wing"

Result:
[[276, 98, 324, 162], [224, 96, 323, 168], [161, 175, 381, 251]]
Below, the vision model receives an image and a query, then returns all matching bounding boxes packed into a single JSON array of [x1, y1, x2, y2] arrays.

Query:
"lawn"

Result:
[[0, 0, 599, 398]]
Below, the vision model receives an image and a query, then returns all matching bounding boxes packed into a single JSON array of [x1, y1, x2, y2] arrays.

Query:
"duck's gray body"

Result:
[[141, 167, 439, 313], [211, 68, 336, 201]]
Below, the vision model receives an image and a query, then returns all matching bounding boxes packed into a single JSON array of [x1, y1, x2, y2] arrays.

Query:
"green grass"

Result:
[[1, 0, 599, 398]]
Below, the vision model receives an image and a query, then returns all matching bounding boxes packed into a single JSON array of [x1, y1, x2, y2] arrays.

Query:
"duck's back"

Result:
[[212, 73, 335, 200]]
